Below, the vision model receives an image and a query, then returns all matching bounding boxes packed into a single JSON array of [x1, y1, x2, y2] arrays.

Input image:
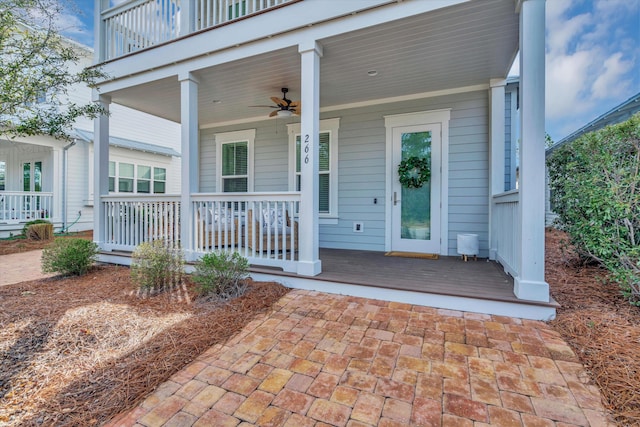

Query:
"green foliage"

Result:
[[0, 0, 107, 141], [130, 240, 184, 292], [21, 219, 51, 236], [547, 113, 640, 304], [192, 251, 249, 301], [41, 238, 98, 276]]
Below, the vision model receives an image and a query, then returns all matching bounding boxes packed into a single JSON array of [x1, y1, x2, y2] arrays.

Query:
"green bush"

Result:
[[22, 219, 51, 237], [193, 251, 249, 300], [41, 238, 98, 276], [130, 240, 184, 292], [547, 112, 640, 304]]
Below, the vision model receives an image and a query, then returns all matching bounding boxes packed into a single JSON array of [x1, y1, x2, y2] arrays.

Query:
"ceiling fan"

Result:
[[250, 88, 301, 117]]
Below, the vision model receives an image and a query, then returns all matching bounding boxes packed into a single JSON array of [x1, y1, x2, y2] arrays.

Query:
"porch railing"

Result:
[[101, 195, 181, 250], [191, 192, 300, 271], [100, 192, 301, 272], [0, 192, 53, 223], [101, 0, 295, 60], [492, 190, 520, 278]]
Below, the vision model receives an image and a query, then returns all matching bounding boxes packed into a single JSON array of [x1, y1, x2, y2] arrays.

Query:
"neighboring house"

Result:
[[545, 92, 640, 225], [92, 0, 552, 319], [0, 33, 181, 237]]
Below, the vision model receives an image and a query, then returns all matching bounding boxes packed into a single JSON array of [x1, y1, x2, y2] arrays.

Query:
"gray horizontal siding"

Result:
[[199, 89, 490, 256]]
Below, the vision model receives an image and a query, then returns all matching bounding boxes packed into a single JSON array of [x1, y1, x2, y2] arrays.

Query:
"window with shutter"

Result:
[[215, 129, 255, 193], [288, 118, 340, 220]]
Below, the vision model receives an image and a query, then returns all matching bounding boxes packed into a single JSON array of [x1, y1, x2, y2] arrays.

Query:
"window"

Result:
[[137, 165, 151, 193], [153, 167, 166, 194], [109, 161, 116, 192], [118, 162, 134, 193], [108, 161, 167, 194], [216, 129, 255, 192], [288, 118, 340, 219], [0, 161, 5, 191]]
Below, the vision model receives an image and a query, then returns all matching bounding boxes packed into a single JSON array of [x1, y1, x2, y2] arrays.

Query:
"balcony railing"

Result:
[[100, 192, 300, 272], [492, 190, 520, 278], [0, 192, 53, 223], [101, 0, 295, 60]]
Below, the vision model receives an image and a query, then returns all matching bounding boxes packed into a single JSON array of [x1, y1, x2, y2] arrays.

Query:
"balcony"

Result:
[[99, 0, 297, 61]]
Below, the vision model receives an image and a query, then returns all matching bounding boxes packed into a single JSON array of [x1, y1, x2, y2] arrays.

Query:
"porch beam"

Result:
[[489, 79, 506, 260], [515, 0, 549, 302], [297, 40, 323, 276], [93, 93, 111, 246], [179, 72, 199, 256]]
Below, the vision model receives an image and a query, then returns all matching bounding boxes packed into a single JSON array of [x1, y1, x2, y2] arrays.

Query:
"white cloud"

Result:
[[592, 52, 633, 99], [544, 0, 639, 139]]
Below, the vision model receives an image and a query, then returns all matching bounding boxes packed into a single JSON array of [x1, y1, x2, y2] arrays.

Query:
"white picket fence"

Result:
[[492, 190, 520, 278], [101, 0, 294, 60], [0, 192, 53, 223]]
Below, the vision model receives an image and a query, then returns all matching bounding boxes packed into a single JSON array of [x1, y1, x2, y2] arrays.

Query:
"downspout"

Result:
[[61, 139, 76, 232]]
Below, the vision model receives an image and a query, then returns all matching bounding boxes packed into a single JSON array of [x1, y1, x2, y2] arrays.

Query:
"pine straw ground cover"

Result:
[[546, 228, 640, 425], [0, 230, 93, 255], [0, 265, 288, 426]]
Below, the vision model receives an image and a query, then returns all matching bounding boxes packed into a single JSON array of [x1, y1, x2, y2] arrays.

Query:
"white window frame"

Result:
[[288, 118, 340, 223], [215, 129, 255, 192], [106, 160, 167, 195]]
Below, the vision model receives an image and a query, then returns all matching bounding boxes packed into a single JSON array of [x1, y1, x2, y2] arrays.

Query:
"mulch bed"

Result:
[[0, 230, 93, 255], [0, 266, 288, 426], [546, 228, 640, 425]]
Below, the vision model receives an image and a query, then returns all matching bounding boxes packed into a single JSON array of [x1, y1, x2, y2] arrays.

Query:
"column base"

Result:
[[514, 277, 549, 302], [297, 260, 322, 276]]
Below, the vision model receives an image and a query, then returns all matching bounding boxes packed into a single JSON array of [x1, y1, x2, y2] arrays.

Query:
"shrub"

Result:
[[547, 112, 640, 304], [130, 240, 184, 292], [22, 219, 51, 237], [193, 251, 249, 300], [41, 238, 98, 276], [26, 222, 54, 241]]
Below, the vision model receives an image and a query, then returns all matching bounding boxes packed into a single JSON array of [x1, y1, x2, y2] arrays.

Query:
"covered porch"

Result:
[[93, 0, 550, 316], [0, 139, 62, 234]]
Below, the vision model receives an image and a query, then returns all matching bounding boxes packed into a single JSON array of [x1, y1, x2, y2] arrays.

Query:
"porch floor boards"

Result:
[[251, 248, 558, 308]]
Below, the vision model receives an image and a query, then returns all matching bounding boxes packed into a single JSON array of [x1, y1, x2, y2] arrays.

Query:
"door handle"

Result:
[[393, 191, 400, 206]]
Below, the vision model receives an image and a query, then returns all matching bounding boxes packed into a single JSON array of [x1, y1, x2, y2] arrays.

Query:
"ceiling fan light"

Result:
[[277, 110, 293, 117]]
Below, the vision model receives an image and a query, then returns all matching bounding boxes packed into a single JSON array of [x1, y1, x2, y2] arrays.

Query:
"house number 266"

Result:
[[304, 134, 310, 164]]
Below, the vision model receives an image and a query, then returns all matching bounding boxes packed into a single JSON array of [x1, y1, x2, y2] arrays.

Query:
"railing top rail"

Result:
[[190, 192, 301, 202], [101, 194, 181, 202], [0, 191, 54, 196], [492, 189, 520, 203], [101, 0, 153, 20]]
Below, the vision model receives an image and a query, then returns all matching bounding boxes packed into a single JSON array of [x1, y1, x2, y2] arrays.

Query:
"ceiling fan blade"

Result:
[[271, 96, 287, 107], [291, 106, 301, 115], [269, 110, 279, 117], [289, 101, 300, 107]]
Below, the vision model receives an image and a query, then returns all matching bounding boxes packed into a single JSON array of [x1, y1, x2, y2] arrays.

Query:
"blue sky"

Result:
[[59, 0, 639, 142]]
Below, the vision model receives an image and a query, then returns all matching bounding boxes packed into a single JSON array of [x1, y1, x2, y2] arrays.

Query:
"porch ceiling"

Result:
[[106, 0, 518, 125]]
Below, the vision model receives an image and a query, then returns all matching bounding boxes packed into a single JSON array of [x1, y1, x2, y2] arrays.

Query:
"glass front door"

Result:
[[391, 124, 441, 253]]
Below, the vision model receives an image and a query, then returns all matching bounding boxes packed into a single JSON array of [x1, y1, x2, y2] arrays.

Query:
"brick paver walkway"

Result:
[[0, 250, 53, 286], [106, 290, 612, 427]]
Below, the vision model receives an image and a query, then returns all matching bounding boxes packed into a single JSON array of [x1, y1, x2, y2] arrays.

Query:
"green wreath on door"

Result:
[[398, 156, 430, 189]]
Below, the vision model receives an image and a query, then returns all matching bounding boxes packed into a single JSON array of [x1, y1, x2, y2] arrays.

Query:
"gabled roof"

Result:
[[73, 129, 181, 157], [547, 92, 640, 156]]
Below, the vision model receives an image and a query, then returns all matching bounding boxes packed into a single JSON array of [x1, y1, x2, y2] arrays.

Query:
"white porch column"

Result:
[[94, 0, 110, 62], [179, 0, 194, 36], [515, 0, 549, 302], [489, 79, 506, 260], [93, 93, 111, 245], [52, 147, 63, 223], [179, 72, 199, 256], [297, 41, 323, 276]]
